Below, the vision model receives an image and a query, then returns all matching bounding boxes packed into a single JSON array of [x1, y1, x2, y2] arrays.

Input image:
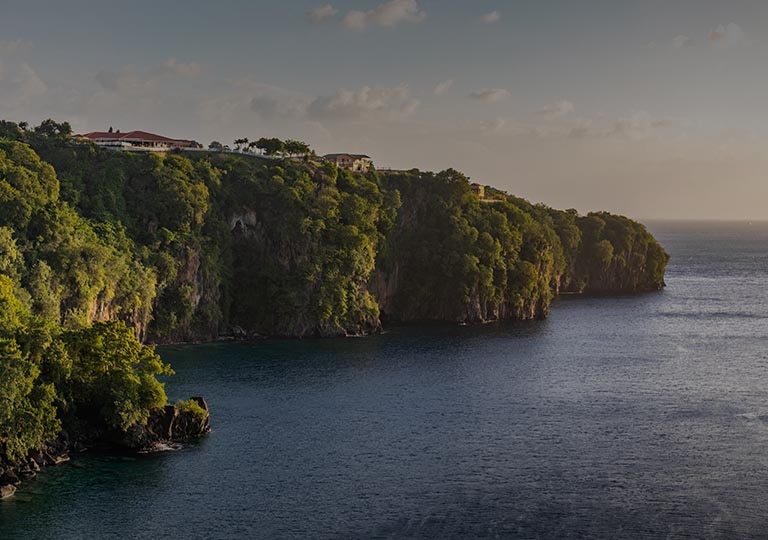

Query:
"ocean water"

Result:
[[3, 221, 768, 539]]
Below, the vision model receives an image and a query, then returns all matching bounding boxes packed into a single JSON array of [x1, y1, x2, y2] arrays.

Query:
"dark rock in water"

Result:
[[0, 484, 15, 499], [28, 449, 45, 467], [0, 470, 20, 486], [116, 396, 211, 452], [18, 469, 36, 481]]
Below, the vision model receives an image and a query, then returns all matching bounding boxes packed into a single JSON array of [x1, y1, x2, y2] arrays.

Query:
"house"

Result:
[[76, 130, 201, 151], [323, 153, 373, 172], [470, 183, 485, 199]]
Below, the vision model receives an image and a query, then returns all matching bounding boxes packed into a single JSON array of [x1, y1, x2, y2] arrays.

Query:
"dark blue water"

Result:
[[3, 221, 768, 539]]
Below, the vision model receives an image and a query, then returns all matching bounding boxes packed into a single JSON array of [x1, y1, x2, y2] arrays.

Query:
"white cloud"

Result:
[[672, 35, 694, 49], [433, 79, 454, 95], [480, 11, 500, 24], [469, 88, 510, 103], [668, 23, 747, 51], [248, 84, 312, 119], [161, 58, 201, 77], [95, 58, 201, 92], [310, 4, 338, 23], [342, 0, 426, 31], [535, 100, 575, 119], [14, 63, 47, 98], [0, 40, 46, 112], [610, 111, 672, 139], [483, 109, 673, 141], [709, 22, 747, 48], [308, 84, 420, 121]]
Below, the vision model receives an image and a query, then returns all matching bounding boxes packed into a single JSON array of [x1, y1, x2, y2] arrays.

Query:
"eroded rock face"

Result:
[[118, 397, 211, 452]]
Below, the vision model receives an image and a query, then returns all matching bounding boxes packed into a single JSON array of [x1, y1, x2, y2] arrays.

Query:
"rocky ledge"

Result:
[[0, 397, 211, 499], [118, 397, 212, 452]]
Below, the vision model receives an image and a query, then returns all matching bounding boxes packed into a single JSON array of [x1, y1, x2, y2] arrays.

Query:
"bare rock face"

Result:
[[118, 397, 211, 452]]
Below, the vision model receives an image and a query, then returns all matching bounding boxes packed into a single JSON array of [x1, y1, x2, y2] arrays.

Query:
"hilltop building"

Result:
[[323, 153, 373, 172], [76, 130, 201, 151], [470, 183, 485, 199]]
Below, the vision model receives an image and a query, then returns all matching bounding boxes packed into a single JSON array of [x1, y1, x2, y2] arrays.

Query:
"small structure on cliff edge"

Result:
[[323, 153, 374, 172], [470, 183, 485, 199]]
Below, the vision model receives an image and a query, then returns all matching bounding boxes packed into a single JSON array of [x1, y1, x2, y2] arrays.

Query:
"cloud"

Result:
[[342, 0, 426, 31], [0, 40, 31, 54], [310, 4, 338, 23], [668, 23, 747, 51], [308, 84, 420, 121], [161, 58, 201, 77], [248, 84, 312, 119], [708, 22, 747, 47], [433, 79, 454, 95], [0, 40, 45, 108], [610, 111, 672, 139], [483, 109, 673, 140], [469, 88, 510, 103], [480, 11, 500, 24], [14, 63, 47, 97], [672, 35, 694, 49], [95, 58, 201, 92], [535, 100, 575, 119]]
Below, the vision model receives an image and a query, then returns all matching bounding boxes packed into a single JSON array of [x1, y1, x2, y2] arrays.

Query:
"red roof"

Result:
[[80, 130, 186, 143]]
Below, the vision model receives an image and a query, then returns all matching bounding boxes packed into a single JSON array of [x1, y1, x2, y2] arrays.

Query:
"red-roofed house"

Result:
[[76, 130, 201, 151]]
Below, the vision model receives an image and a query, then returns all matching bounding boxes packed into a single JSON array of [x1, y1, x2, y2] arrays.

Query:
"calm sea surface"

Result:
[[3, 221, 768, 539]]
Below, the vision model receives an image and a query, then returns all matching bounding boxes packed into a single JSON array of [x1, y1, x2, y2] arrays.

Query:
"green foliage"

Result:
[[0, 117, 668, 462], [62, 321, 173, 432], [378, 169, 668, 321], [176, 399, 207, 421], [0, 276, 60, 463], [573, 212, 669, 292]]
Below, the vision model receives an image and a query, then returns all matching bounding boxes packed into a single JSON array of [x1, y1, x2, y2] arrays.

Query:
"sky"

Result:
[[2, 0, 768, 219]]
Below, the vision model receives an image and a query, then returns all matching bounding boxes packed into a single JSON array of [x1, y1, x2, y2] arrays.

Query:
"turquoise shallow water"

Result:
[[3, 221, 768, 539]]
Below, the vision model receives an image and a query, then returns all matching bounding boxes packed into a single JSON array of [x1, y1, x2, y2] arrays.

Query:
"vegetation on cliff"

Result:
[[375, 170, 668, 322], [0, 119, 667, 466]]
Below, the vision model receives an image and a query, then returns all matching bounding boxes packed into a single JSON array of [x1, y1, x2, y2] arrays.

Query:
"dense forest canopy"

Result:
[[0, 119, 668, 465]]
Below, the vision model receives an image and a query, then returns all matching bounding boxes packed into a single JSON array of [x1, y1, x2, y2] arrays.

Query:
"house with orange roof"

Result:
[[76, 130, 201, 152]]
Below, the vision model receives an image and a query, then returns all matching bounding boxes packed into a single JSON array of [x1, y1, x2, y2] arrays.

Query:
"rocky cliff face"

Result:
[[17, 134, 665, 341], [372, 172, 667, 326], [117, 397, 212, 451]]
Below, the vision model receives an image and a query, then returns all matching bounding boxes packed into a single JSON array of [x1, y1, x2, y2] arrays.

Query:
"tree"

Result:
[[33, 119, 73, 140], [208, 141, 223, 151], [254, 137, 284, 156], [63, 321, 173, 431], [233, 138, 249, 152], [284, 139, 311, 158]]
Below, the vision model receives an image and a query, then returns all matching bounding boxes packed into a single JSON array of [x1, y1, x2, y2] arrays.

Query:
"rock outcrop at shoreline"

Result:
[[0, 398, 211, 499], [119, 397, 212, 452]]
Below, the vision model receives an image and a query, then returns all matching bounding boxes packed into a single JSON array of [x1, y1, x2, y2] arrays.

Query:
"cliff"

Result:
[[0, 121, 668, 341], [373, 170, 667, 324]]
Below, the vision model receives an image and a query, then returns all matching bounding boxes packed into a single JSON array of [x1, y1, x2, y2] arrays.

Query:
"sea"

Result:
[[2, 220, 768, 539]]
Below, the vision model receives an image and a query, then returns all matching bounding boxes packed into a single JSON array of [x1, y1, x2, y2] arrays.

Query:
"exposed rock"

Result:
[[28, 449, 45, 467], [116, 396, 211, 452], [0, 484, 16, 499], [0, 471, 20, 486]]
